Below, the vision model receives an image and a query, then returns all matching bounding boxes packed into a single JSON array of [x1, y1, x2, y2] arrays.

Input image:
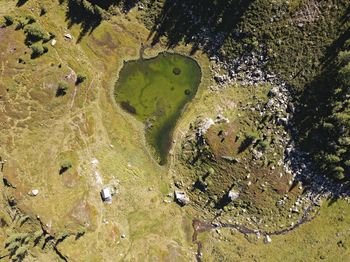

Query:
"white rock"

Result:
[[64, 33, 72, 40], [264, 235, 272, 243], [101, 187, 112, 202], [228, 189, 239, 201], [252, 149, 263, 160], [199, 118, 214, 134], [91, 158, 99, 166], [174, 191, 190, 205], [51, 39, 57, 46], [276, 200, 284, 206], [292, 207, 299, 213], [29, 189, 39, 196]]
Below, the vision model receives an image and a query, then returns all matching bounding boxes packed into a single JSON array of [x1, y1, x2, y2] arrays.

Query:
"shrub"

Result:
[[333, 167, 345, 181], [33, 230, 43, 240], [7, 241, 20, 252], [339, 50, 350, 65], [48, 31, 56, 40], [40, 5, 47, 16], [25, 15, 36, 24], [344, 160, 350, 167], [15, 19, 27, 30], [59, 160, 72, 174], [82, 0, 95, 13], [94, 5, 105, 18], [246, 132, 258, 141], [15, 246, 28, 260], [207, 167, 215, 175], [325, 154, 341, 164], [238, 132, 258, 153], [15, 22, 24, 31], [3, 15, 14, 26], [322, 122, 334, 130], [339, 63, 350, 86], [4, 233, 27, 247], [56, 82, 69, 97], [30, 43, 47, 58], [76, 73, 87, 85], [338, 137, 350, 146], [257, 140, 269, 151], [333, 166, 345, 175], [24, 24, 49, 42]]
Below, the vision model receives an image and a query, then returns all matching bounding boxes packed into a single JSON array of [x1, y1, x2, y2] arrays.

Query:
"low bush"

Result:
[[59, 160, 72, 174], [15, 18, 27, 30], [24, 24, 50, 43], [56, 82, 69, 97], [30, 43, 48, 58], [40, 5, 47, 16], [76, 73, 87, 85], [25, 15, 36, 24], [3, 15, 14, 26]]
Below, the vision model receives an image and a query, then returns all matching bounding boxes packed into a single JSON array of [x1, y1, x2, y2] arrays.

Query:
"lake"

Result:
[[114, 52, 201, 164]]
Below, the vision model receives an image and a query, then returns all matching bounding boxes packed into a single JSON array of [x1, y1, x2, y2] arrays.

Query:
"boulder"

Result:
[[228, 189, 239, 201], [277, 117, 288, 126], [291, 206, 299, 213], [64, 33, 72, 40], [264, 234, 272, 244], [276, 199, 284, 207], [29, 189, 39, 196], [174, 191, 190, 206], [268, 87, 279, 97], [100, 187, 112, 203], [198, 118, 214, 134], [252, 149, 263, 160]]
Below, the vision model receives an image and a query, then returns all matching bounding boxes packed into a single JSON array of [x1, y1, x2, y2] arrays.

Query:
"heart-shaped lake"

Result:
[[114, 52, 201, 164]]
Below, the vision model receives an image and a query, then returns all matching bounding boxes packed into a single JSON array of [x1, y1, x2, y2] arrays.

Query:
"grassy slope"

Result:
[[0, 0, 350, 261], [199, 199, 350, 261], [173, 83, 295, 222], [0, 0, 199, 260]]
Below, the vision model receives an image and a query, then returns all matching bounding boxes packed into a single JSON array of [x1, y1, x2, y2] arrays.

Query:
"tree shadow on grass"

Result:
[[62, 0, 141, 42], [238, 136, 255, 153], [148, 0, 253, 55], [16, 0, 28, 7], [88, 0, 139, 12], [64, 0, 103, 43]]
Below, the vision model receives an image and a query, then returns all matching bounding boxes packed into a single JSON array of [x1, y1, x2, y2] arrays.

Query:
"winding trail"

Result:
[[192, 199, 320, 261]]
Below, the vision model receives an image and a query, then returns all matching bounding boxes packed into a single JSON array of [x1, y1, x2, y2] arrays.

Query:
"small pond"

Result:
[[114, 52, 201, 165]]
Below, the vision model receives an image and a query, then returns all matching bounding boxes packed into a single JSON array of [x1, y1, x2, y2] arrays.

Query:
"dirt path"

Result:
[[192, 199, 320, 261]]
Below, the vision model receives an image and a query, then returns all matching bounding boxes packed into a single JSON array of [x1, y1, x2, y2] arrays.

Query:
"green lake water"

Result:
[[114, 52, 201, 165]]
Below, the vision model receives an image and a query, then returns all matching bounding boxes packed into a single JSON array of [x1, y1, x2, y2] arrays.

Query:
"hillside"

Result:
[[0, 0, 349, 261]]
